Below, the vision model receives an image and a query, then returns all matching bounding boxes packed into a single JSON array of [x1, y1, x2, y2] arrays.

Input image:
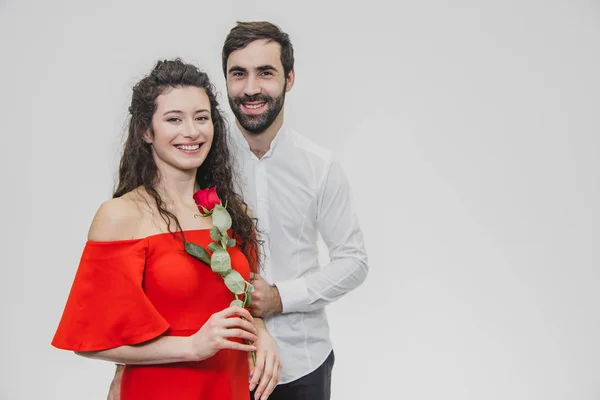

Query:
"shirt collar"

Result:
[[231, 120, 287, 160]]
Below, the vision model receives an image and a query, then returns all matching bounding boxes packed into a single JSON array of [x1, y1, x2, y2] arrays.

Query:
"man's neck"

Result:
[[236, 112, 284, 159]]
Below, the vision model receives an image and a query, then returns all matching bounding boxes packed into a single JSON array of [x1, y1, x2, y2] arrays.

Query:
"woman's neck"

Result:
[[154, 165, 199, 208]]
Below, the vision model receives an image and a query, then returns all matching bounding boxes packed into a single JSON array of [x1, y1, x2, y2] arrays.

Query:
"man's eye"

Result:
[[261, 71, 273, 76]]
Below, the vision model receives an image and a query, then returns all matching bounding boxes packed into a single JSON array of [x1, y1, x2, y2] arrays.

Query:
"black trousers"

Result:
[[251, 350, 335, 400]]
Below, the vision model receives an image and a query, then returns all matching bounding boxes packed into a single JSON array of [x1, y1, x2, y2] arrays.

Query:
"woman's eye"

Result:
[[167, 117, 180, 122]]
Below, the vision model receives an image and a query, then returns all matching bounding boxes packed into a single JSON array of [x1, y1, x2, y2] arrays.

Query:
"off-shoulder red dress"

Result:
[[52, 229, 252, 399]]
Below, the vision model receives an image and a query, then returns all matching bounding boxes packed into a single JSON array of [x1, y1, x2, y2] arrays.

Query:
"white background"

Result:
[[1, 0, 599, 399]]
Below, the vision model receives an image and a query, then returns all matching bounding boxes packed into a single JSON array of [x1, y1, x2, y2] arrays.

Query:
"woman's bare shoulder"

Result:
[[87, 189, 148, 241]]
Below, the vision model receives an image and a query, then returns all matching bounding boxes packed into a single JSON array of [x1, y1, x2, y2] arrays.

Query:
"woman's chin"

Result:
[[178, 159, 206, 172]]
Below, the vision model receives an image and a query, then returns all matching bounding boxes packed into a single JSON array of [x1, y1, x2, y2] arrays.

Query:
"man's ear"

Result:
[[285, 69, 295, 92]]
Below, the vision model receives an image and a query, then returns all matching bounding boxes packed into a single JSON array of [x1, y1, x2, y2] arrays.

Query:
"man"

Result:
[[223, 21, 369, 400]]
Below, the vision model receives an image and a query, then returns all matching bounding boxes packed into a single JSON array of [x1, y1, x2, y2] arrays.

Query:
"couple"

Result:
[[52, 21, 368, 400]]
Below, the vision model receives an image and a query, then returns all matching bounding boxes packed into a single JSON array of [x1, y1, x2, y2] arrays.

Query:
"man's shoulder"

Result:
[[286, 128, 332, 163]]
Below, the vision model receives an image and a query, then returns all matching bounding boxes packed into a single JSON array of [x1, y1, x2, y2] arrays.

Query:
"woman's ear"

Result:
[[142, 129, 153, 144]]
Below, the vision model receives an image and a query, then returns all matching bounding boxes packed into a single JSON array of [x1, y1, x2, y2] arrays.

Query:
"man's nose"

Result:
[[243, 76, 261, 97]]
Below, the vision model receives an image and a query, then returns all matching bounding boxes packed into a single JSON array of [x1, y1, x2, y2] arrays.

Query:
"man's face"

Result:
[[226, 39, 294, 134]]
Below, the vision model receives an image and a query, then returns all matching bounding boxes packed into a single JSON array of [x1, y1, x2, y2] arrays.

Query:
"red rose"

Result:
[[193, 186, 221, 215]]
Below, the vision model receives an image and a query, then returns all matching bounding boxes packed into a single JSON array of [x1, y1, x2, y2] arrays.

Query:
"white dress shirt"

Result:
[[229, 123, 369, 384]]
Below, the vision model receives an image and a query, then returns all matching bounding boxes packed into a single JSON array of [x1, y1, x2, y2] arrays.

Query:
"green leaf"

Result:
[[200, 205, 212, 216], [223, 269, 246, 295], [220, 229, 229, 240], [230, 299, 244, 308], [210, 226, 222, 241], [212, 204, 232, 235], [243, 282, 254, 307], [227, 238, 237, 248], [207, 242, 221, 253], [184, 242, 211, 265], [210, 248, 231, 275], [244, 292, 252, 307]]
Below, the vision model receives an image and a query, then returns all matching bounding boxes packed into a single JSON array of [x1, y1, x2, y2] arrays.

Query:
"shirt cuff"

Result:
[[274, 278, 309, 313]]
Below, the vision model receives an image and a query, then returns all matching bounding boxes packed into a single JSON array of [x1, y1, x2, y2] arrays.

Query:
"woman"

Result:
[[52, 59, 280, 399]]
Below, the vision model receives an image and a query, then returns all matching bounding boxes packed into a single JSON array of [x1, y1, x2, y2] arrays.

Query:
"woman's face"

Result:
[[144, 86, 214, 173]]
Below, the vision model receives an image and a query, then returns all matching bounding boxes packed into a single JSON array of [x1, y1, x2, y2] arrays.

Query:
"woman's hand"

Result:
[[106, 364, 124, 400], [249, 319, 281, 400], [190, 306, 258, 361]]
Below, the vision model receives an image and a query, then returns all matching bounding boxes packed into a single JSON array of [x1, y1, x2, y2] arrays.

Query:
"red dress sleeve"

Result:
[[51, 239, 170, 352]]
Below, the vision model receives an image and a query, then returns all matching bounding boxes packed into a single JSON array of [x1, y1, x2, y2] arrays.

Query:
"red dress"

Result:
[[52, 229, 252, 399]]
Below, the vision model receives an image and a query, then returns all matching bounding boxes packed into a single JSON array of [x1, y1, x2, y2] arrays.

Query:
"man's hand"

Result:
[[250, 273, 283, 318], [107, 364, 124, 400], [249, 320, 281, 400]]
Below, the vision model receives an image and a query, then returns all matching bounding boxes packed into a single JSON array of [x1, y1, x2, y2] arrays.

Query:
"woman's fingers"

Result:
[[249, 347, 265, 391], [219, 316, 257, 334], [220, 328, 258, 343], [261, 361, 281, 400], [218, 306, 254, 322], [220, 339, 257, 352], [254, 352, 277, 400]]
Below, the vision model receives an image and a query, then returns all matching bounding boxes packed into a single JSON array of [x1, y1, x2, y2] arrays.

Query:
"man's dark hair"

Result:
[[222, 21, 294, 78]]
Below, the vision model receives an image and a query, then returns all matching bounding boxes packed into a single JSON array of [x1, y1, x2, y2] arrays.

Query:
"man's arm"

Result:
[[274, 159, 369, 313]]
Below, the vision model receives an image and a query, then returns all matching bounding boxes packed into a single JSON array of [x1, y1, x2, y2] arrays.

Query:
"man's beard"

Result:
[[228, 87, 286, 134]]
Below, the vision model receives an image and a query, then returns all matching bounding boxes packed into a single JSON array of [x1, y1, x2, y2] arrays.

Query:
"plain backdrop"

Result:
[[1, 0, 599, 399]]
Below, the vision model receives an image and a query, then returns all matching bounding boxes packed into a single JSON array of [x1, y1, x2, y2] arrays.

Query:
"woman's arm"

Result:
[[77, 305, 258, 365], [77, 336, 194, 365], [75, 200, 258, 365]]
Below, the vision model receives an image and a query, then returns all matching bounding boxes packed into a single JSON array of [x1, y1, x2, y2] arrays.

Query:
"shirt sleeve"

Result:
[[275, 159, 369, 313], [51, 239, 170, 352]]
